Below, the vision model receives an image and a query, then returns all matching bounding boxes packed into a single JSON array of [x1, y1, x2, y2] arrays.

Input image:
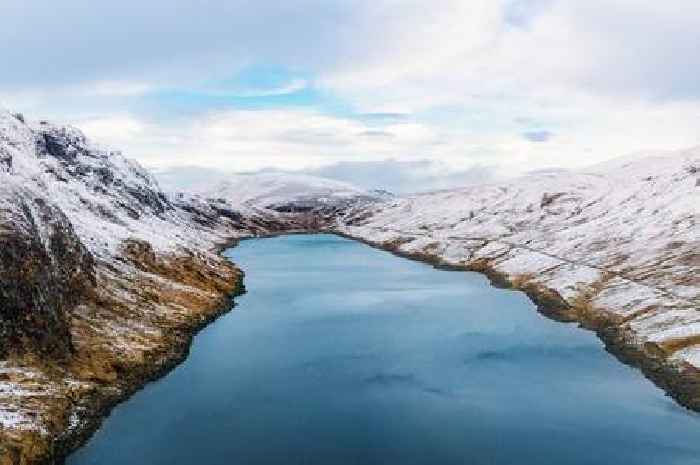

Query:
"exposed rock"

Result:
[[0, 187, 94, 358]]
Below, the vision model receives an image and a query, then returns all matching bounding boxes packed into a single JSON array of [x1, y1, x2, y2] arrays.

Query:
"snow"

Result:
[[0, 411, 35, 431], [0, 108, 249, 260], [0, 364, 55, 433], [493, 250, 564, 275], [671, 346, 700, 368], [201, 172, 371, 210], [537, 264, 603, 302]]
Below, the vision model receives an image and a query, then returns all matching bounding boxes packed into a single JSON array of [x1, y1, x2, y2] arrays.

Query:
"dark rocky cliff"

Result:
[[0, 188, 95, 358]]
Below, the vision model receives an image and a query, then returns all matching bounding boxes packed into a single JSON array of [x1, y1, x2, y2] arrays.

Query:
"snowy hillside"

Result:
[[1, 110, 192, 258], [337, 149, 700, 405], [202, 172, 387, 214]]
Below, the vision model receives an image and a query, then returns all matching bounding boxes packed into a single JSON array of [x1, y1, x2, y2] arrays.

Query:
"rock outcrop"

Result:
[[0, 187, 94, 358]]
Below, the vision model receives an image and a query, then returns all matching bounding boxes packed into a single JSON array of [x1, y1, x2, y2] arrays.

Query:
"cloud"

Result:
[[224, 79, 309, 98], [547, 1, 700, 100], [317, 0, 700, 106], [74, 109, 447, 173], [73, 99, 700, 195], [3, 0, 700, 185], [503, 0, 553, 27], [358, 130, 395, 138], [303, 160, 499, 193], [5, 1, 700, 104], [0, 1, 353, 91], [152, 165, 228, 192], [76, 115, 147, 141], [356, 113, 410, 124], [83, 81, 155, 97], [154, 159, 499, 194]]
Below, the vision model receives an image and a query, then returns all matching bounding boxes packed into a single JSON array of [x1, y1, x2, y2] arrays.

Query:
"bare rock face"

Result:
[[0, 187, 95, 358], [32, 122, 172, 221], [0, 151, 11, 173]]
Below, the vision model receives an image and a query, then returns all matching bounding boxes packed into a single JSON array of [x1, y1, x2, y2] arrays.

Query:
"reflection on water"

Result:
[[69, 234, 700, 465]]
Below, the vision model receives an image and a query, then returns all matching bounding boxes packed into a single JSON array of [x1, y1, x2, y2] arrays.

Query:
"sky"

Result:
[[2, 0, 700, 192]]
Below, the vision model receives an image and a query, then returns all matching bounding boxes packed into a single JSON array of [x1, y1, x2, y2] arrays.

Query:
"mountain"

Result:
[[201, 171, 388, 214], [0, 109, 307, 463]]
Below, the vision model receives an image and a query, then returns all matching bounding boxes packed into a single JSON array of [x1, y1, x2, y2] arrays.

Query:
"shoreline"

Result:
[[49, 229, 321, 464], [333, 230, 700, 413], [0, 239, 249, 465], [55, 231, 312, 464], [52, 273, 247, 465]]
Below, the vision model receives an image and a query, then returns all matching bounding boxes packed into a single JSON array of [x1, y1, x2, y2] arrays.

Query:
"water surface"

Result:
[[69, 234, 700, 465]]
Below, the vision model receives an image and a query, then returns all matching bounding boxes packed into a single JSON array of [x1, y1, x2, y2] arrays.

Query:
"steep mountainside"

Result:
[[0, 110, 305, 464], [0, 181, 94, 359], [336, 150, 700, 408]]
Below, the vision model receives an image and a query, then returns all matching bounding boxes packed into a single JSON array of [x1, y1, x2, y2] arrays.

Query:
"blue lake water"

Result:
[[68, 234, 700, 465]]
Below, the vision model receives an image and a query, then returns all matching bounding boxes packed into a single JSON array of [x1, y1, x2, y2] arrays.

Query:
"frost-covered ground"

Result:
[[336, 150, 699, 371]]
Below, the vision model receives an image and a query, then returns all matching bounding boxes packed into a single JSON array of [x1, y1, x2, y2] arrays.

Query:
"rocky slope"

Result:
[[0, 182, 95, 360], [0, 110, 305, 464], [334, 150, 700, 409]]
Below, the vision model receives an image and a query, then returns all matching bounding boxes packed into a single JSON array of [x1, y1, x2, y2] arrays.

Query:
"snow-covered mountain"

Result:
[[0, 109, 306, 462], [201, 172, 388, 214], [1, 110, 215, 260]]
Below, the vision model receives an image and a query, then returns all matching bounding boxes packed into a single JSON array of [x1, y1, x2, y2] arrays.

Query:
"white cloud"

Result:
[[75, 110, 446, 173], [318, 0, 700, 106], [73, 94, 700, 190], [223, 79, 309, 97], [83, 81, 155, 97], [76, 116, 147, 141], [3, 0, 700, 191]]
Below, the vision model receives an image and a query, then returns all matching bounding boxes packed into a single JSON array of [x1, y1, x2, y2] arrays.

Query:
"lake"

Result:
[[68, 234, 700, 465]]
